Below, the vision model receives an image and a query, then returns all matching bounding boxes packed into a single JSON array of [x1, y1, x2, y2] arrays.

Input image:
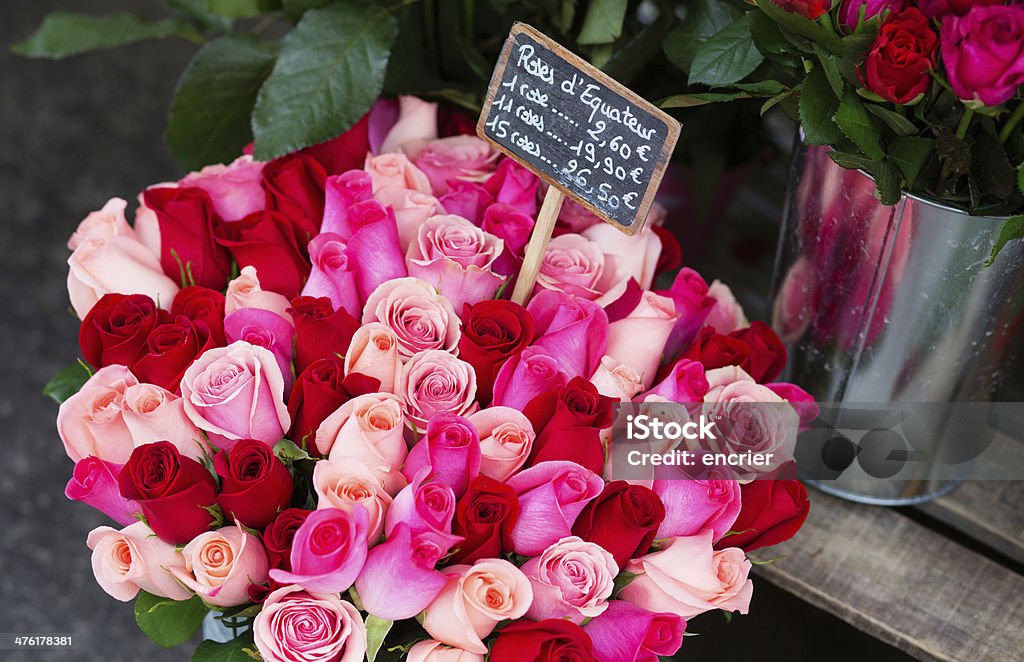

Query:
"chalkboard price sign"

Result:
[[477, 23, 681, 236]]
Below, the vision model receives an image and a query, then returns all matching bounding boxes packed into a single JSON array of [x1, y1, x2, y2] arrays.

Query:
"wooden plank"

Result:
[[750, 490, 1024, 661]]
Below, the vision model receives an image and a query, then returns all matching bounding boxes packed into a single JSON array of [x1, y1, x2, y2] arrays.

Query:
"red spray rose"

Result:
[[117, 441, 218, 544], [287, 296, 361, 374], [571, 481, 666, 569], [524, 377, 615, 475], [131, 316, 214, 393], [717, 479, 810, 552], [449, 475, 520, 564], [214, 439, 294, 530], [171, 286, 226, 346], [215, 210, 310, 299], [458, 299, 535, 405], [287, 358, 381, 447], [79, 293, 167, 368], [490, 620, 596, 662], [142, 186, 232, 290], [859, 8, 938, 104]]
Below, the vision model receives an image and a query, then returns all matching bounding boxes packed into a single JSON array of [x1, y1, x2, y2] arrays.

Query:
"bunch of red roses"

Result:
[[54, 96, 811, 662]]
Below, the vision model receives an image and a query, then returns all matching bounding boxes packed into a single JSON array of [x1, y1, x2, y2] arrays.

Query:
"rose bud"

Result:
[[65, 457, 139, 525], [716, 479, 810, 552], [171, 522, 269, 607], [839, 0, 905, 29], [528, 289, 609, 379], [214, 439, 294, 529], [506, 461, 604, 556], [269, 507, 370, 594], [263, 508, 312, 571], [403, 413, 481, 498], [770, 0, 831, 20], [859, 8, 938, 104], [386, 468, 457, 538], [458, 299, 535, 405], [449, 475, 519, 564], [583, 600, 685, 662], [482, 158, 539, 216], [79, 293, 168, 369], [571, 481, 666, 569], [489, 620, 594, 662], [288, 296, 361, 374], [525, 377, 615, 476], [171, 285, 227, 345], [87, 522, 192, 601]]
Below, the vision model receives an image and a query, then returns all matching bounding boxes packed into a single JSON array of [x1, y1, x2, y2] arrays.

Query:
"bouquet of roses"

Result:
[[51, 95, 811, 662]]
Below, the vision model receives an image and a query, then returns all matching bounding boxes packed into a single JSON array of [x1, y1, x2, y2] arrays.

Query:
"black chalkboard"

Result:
[[477, 23, 681, 235]]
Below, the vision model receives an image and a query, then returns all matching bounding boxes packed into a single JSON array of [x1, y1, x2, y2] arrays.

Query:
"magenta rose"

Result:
[[385, 468, 457, 538], [583, 600, 685, 662], [941, 4, 1024, 106], [439, 180, 494, 225], [657, 267, 716, 362], [653, 478, 741, 541], [403, 414, 482, 498], [481, 203, 535, 275], [482, 159, 540, 216], [321, 170, 373, 236], [224, 307, 295, 394], [505, 460, 604, 556], [491, 346, 569, 411], [527, 289, 609, 379], [270, 507, 370, 593], [65, 457, 139, 525], [839, 0, 904, 28]]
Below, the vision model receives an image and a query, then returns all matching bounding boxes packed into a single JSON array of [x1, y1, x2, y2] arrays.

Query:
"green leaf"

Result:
[[986, 215, 1024, 266], [1019, 164, 1024, 196], [205, 0, 281, 18], [888, 136, 933, 188], [664, 0, 741, 73], [828, 151, 901, 204], [251, 2, 397, 160], [365, 615, 393, 662], [660, 92, 751, 108], [274, 438, 312, 462], [577, 0, 628, 45], [43, 362, 92, 404], [135, 592, 208, 648], [191, 632, 257, 661], [866, 105, 917, 136], [834, 91, 884, 160], [798, 65, 844, 146], [688, 14, 764, 87], [167, 35, 278, 171], [762, 88, 797, 115], [973, 130, 1016, 200], [732, 80, 788, 96], [839, 30, 876, 85], [814, 44, 844, 97], [603, 15, 678, 85], [166, 0, 235, 31], [750, 10, 799, 67], [612, 571, 641, 596], [12, 12, 200, 59], [754, 0, 843, 55]]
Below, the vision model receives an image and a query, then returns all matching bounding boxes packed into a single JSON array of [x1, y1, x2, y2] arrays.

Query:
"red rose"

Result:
[[729, 321, 787, 383], [449, 475, 520, 564], [717, 479, 810, 552], [490, 620, 596, 662], [772, 0, 831, 20], [651, 225, 682, 279], [117, 441, 218, 543], [215, 210, 310, 299], [171, 286, 226, 346], [437, 105, 478, 137], [213, 438, 294, 529], [458, 300, 536, 404], [263, 508, 313, 571], [142, 186, 231, 290], [287, 358, 381, 447], [524, 377, 616, 475], [79, 293, 168, 368], [297, 112, 370, 174], [131, 316, 214, 392], [859, 8, 938, 104], [681, 326, 752, 374], [261, 153, 327, 250], [571, 481, 665, 569], [287, 296, 361, 374]]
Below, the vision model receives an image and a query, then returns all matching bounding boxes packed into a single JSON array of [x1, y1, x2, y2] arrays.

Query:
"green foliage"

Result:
[[42, 361, 92, 404], [365, 615, 394, 662], [12, 12, 201, 59], [577, 0, 628, 45], [135, 592, 208, 648], [206, 0, 283, 18], [688, 14, 764, 87], [664, 0, 741, 74], [191, 632, 258, 662]]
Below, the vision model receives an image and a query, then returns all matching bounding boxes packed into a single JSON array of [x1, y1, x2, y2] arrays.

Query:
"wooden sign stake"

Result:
[[511, 187, 564, 305]]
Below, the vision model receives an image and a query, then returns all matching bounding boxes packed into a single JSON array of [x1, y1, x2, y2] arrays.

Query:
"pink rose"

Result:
[[582, 224, 662, 291], [839, 0, 904, 28], [439, 181, 494, 225], [87, 521, 191, 601], [606, 291, 679, 389], [270, 507, 370, 593], [386, 467, 457, 537], [365, 152, 432, 194], [363, 277, 461, 358], [590, 356, 644, 401], [941, 4, 1024, 106], [225, 266, 293, 323], [653, 478, 741, 541], [772, 256, 815, 344], [414, 136, 498, 195], [313, 459, 394, 542], [316, 392, 407, 494], [468, 407, 535, 482], [254, 585, 366, 662], [621, 531, 752, 619], [179, 155, 265, 221], [535, 233, 629, 307], [67, 234, 179, 320], [642, 358, 709, 404], [399, 350, 479, 432], [66, 457, 139, 525], [180, 340, 291, 449], [67, 198, 136, 251], [481, 203, 535, 275], [491, 346, 568, 410], [58, 365, 139, 464], [375, 186, 445, 250], [171, 523, 269, 607], [506, 461, 605, 555], [121, 383, 204, 459], [656, 268, 715, 362], [403, 414, 481, 498], [302, 232, 361, 318], [321, 170, 373, 236], [408, 641, 484, 662], [406, 215, 506, 311], [224, 307, 295, 394], [344, 323, 402, 393], [557, 196, 602, 233], [482, 159, 539, 216], [523, 536, 617, 623], [379, 95, 438, 155], [528, 289, 610, 379], [583, 600, 685, 662], [422, 559, 533, 654], [355, 523, 457, 620], [705, 280, 748, 335]]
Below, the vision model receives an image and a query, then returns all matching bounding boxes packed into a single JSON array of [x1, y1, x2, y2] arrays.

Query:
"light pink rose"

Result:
[[87, 521, 192, 601], [399, 350, 478, 432], [365, 152, 432, 195], [422, 559, 533, 654], [344, 323, 403, 393], [705, 280, 748, 334], [414, 136, 499, 195], [374, 186, 445, 251], [121, 383, 204, 459], [313, 458, 394, 542], [523, 536, 618, 623], [590, 356, 644, 401], [171, 523, 269, 607], [606, 291, 679, 389], [621, 531, 752, 619], [180, 341, 291, 449], [316, 392, 407, 495], [254, 585, 366, 662], [363, 277, 461, 358], [58, 365, 139, 464], [225, 266, 293, 323], [582, 224, 662, 290], [179, 155, 265, 221], [68, 198, 137, 250], [535, 233, 630, 307], [469, 407, 536, 482], [379, 95, 439, 155], [406, 215, 506, 311], [408, 640, 485, 662], [67, 234, 179, 319]]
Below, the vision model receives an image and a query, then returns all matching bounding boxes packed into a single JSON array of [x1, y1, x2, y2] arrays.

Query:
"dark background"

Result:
[[0, 2, 910, 660]]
